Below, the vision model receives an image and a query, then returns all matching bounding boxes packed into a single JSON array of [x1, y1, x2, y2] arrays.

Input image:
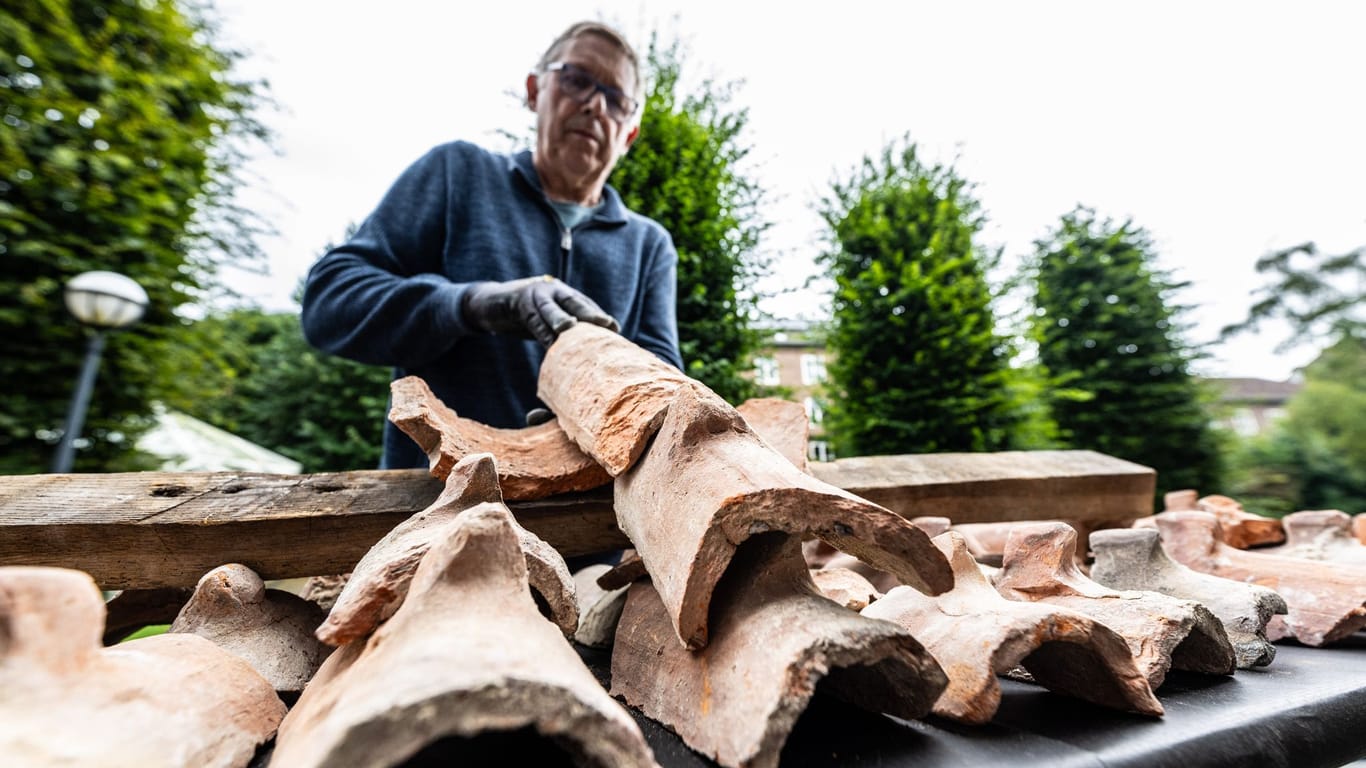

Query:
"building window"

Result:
[[1230, 407, 1259, 437], [808, 440, 832, 463], [803, 396, 824, 427], [800, 354, 827, 385], [754, 356, 780, 386]]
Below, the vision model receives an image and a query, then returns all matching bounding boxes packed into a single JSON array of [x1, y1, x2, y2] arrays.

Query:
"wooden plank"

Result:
[[0, 450, 1152, 589], [809, 450, 1155, 525], [0, 469, 620, 589]]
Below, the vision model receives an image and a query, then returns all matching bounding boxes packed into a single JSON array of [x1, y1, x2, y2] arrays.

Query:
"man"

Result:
[[301, 22, 682, 470]]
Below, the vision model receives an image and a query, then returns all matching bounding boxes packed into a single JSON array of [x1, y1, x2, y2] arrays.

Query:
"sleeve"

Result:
[[630, 233, 683, 370], [300, 146, 476, 369]]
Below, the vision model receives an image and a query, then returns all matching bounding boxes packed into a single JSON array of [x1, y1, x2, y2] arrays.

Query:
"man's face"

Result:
[[527, 34, 640, 200]]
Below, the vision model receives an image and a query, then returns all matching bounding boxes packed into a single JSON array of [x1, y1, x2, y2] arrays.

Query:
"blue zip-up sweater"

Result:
[[301, 141, 682, 469]]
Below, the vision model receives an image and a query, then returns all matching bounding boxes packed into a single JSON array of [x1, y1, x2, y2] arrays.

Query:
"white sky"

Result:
[[214, 0, 1366, 380]]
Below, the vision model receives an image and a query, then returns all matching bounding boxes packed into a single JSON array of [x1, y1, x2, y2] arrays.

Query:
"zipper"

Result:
[[558, 224, 572, 278]]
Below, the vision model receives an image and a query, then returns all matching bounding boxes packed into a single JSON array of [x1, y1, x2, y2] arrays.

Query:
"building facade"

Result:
[[752, 324, 832, 462], [751, 323, 1300, 462], [1207, 377, 1301, 437]]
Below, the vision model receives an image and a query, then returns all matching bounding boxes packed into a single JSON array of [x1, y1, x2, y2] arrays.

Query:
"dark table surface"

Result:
[[579, 633, 1366, 768]]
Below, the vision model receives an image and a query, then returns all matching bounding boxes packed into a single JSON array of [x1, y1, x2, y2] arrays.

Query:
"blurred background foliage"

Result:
[[0, 0, 267, 473], [1220, 243, 1365, 514], [1, 2, 1360, 519], [183, 307, 390, 472]]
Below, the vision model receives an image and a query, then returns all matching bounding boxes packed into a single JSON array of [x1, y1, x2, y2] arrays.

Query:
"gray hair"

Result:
[[535, 21, 642, 98]]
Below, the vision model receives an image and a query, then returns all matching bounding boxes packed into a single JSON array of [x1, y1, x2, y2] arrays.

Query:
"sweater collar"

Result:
[[510, 149, 628, 225]]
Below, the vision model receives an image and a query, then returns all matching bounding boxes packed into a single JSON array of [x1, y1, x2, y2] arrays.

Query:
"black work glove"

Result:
[[461, 275, 619, 347]]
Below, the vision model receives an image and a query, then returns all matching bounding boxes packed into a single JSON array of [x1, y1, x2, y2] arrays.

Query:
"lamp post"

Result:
[[50, 271, 149, 473]]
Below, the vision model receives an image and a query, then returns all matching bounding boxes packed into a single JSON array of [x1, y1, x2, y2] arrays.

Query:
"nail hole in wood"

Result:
[[150, 485, 190, 498]]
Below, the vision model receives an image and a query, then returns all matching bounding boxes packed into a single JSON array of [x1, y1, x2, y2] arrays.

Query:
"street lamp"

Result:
[[50, 271, 149, 473]]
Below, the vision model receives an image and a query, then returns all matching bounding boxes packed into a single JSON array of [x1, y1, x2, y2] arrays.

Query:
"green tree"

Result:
[[0, 0, 267, 473], [1220, 240, 1364, 514], [1029, 208, 1222, 497], [1221, 241, 1364, 350], [1228, 329, 1366, 515], [185, 309, 391, 473], [610, 34, 768, 404], [817, 139, 1022, 456]]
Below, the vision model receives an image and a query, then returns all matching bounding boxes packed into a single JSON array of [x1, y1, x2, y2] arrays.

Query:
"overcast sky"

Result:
[[213, 0, 1366, 380]]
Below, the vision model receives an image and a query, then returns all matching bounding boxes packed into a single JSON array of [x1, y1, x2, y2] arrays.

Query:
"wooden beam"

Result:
[[0, 450, 1152, 589], [809, 450, 1155, 525], [0, 469, 619, 589]]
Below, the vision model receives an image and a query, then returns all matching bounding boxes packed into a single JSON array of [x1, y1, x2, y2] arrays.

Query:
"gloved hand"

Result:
[[461, 275, 619, 347]]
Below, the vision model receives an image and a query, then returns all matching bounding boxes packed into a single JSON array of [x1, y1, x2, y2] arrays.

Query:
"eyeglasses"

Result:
[[544, 61, 638, 122]]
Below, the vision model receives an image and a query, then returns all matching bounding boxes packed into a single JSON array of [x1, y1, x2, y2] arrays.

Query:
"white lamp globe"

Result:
[[63, 271, 149, 329]]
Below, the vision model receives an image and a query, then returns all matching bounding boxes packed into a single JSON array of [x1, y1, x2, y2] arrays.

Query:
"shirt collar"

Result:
[[510, 149, 628, 225]]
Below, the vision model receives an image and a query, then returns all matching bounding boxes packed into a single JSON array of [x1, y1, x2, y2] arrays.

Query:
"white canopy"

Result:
[[137, 406, 302, 474]]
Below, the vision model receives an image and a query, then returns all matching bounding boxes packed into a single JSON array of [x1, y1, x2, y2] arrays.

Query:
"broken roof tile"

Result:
[[993, 522, 1235, 689], [538, 323, 694, 476], [170, 563, 332, 694], [317, 453, 577, 647], [615, 382, 950, 649], [611, 534, 945, 768], [1258, 509, 1366, 566], [864, 532, 1162, 723], [274, 502, 658, 768], [1152, 511, 1366, 646], [573, 563, 629, 649], [0, 567, 284, 767], [389, 375, 610, 499], [736, 397, 810, 473], [1163, 489, 1199, 511], [1195, 494, 1285, 548], [1090, 527, 1285, 669], [811, 566, 882, 611]]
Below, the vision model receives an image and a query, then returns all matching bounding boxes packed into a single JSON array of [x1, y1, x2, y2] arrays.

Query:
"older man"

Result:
[[302, 21, 682, 470]]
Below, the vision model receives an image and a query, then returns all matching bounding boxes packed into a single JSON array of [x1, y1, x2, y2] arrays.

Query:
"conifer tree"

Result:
[[818, 139, 1020, 456], [1029, 208, 1222, 496]]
